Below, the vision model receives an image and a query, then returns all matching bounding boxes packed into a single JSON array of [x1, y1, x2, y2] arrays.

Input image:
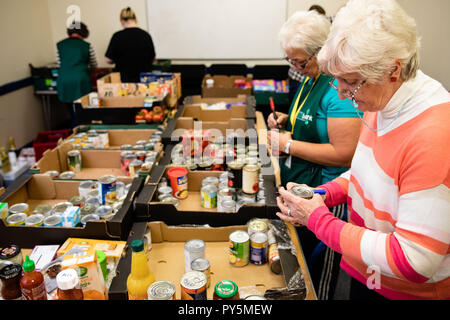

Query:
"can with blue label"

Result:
[[250, 232, 268, 265], [99, 175, 117, 205], [43, 214, 63, 227]]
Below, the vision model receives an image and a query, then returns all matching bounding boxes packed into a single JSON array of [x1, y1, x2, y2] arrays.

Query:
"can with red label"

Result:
[[242, 164, 260, 195], [180, 271, 207, 300], [167, 167, 188, 199]]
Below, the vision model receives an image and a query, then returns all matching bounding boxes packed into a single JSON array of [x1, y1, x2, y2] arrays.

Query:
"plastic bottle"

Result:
[[20, 255, 47, 300], [56, 268, 84, 300], [127, 239, 155, 300]]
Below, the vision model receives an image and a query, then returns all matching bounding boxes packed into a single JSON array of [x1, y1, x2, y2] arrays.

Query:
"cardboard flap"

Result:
[[34, 146, 61, 173], [149, 221, 247, 243], [27, 174, 57, 199]]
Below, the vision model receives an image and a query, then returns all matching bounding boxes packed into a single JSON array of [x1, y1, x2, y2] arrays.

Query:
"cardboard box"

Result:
[[0, 174, 145, 247], [108, 221, 310, 300], [31, 143, 163, 181], [202, 75, 253, 98]]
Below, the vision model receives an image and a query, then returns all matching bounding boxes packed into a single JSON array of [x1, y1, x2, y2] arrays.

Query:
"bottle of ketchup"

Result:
[[20, 255, 47, 300]]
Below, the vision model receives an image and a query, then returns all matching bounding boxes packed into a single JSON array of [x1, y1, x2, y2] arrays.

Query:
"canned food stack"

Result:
[[2, 176, 131, 228], [120, 150, 158, 178]]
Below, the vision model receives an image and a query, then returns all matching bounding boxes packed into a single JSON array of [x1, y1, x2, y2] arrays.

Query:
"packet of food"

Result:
[[61, 247, 107, 300]]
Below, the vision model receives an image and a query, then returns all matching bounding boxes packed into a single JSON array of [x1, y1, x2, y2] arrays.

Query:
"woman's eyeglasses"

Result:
[[285, 53, 315, 70], [329, 77, 366, 101]]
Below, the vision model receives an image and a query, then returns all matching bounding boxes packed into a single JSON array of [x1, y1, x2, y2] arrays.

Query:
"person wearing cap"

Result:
[[105, 7, 156, 83], [56, 21, 97, 128], [276, 0, 450, 300], [267, 10, 362, 300]]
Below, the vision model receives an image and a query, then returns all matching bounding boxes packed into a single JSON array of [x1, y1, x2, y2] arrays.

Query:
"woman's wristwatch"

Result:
[[284, 139, 293, 154]]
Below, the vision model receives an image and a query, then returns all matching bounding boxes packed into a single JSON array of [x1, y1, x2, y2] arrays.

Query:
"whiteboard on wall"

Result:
[[146, 0, 287, 59]]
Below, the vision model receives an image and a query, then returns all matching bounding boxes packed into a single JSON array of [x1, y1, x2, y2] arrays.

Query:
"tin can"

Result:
[[51, 202, 73, 216], [67, 150, 82, 173], [200, 184, 217, 209], [180, 271, 207, 300], [43, 214, 62, 227], [135, 151, 147, 161], [97, 130, 109, 148], [201, 176, 219, 188], [248, 218, 269, 236], [290, 184, 314, 199], [135, 140, 147, 146], [147, 281, 176, 300], [144, 142, 155, 151], [219, 199, 236, 213], [120, 144, 133, 150], [227, 160, 244, 189], [229, 230, 249, 267], [184, 239, 205, 273], [78, 180, 96, 198], [87, 189, 101, 202], [128, 159, 143, 178], [31, 205, 50, 217], [59, 171, 75, 179], [69, 196, 85, 207], [242, 164, 260, 194], [132, 144, 144, 150], [6, 213, 27, 226], [99, 175, 117, 205], [268, 242, 282, 274], [245, 157, 259, 166], [121, 153, 137, 175], [191, 258, 211, 288], [80, 204, 96, 217], [25, 214, 44, 227], [250, 232, 268, 265], [167, 167, 188, 200], [161, 196, 180, 207], [8, 203, 29, 216], [217, 187, 236, 203], [43, 170, 59, 178], [158, 186, 173, 196], [80, 214, 100, 226], [158, 177, 168, 188], [237, 189, 256, 202], [158, 193, 172, 201], [85, 197, 101, 209], [95, 205, 114, 220]]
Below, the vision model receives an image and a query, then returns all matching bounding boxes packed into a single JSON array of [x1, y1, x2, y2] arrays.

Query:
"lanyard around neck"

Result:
[[290, 75, 320, 133]]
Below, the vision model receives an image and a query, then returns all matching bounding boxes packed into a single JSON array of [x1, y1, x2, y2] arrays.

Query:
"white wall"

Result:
[[0, 0, 55, 149]]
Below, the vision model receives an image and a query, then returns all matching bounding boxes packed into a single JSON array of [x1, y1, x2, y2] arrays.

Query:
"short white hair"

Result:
[[317, 0, 421, 83], [279, 10, 331, 56]]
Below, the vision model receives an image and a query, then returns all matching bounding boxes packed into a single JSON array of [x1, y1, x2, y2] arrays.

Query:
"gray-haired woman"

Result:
[[267, 10, 362, 300], [276, 0, 450, 300]]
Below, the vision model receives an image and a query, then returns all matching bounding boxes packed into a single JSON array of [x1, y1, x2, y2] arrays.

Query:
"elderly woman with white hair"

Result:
[[267, 10, 362, 300], [277, 0, 450, 300]]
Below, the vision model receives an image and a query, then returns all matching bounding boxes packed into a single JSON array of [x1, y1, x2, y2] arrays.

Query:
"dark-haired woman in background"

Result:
[[105, 7, 156, 83], [56, 21, 97, 128]]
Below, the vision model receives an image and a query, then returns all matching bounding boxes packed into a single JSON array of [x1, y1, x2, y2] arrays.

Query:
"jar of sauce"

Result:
[[56, 268, 84, 300], [20, 255, 47, 300], [0, 263, 23, 300], [213, 280, 240, 300]]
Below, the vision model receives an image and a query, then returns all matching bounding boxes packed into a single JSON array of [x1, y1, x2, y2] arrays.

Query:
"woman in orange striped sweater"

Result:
[[276, 0, 450, 300]]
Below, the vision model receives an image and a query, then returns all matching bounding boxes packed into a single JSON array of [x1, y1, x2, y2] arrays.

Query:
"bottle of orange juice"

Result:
[[127, 239, 155, 300]]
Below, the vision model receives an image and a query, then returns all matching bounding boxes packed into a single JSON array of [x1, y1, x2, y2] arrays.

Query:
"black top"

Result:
[[105, 27, 156, 83]]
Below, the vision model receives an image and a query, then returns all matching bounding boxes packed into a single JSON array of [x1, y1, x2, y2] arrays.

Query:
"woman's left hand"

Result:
[[267, 130, 292, 153], [276, 187, 326, 226]]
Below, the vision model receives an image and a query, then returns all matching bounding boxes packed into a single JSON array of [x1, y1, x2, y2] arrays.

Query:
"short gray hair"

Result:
[[279, 10, 331, 56], [317, 0, 421, 83]]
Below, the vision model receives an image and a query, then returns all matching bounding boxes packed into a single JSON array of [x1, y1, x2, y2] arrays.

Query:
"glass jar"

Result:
[[213, 280, 240, 300], [0, 245, 23, 265], [0, 263, 23, 300], [56, 268, 84, 300]]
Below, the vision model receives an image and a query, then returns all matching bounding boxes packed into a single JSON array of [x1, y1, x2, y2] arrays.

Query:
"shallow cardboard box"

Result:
[[0, 174, 145, 246], [31, 143, 161, 181], [109, 221, 313, 300], [67, 127, 162, 150], [202, 75, 253, 98]]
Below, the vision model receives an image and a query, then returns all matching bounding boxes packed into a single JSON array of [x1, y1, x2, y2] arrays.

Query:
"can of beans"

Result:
[[180, 271, 207, 300], [250, 232, 268, 265], [228, 230, 250, 267]]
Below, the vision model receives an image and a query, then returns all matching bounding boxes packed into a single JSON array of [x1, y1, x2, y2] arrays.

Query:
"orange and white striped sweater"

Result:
[[309, 71, 450, 299]]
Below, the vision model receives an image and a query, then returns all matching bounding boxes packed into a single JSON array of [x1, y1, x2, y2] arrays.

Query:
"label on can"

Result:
[[242, 164, 260, 194], [180, 271, 207, 300], [250, 232, 268, 265], [201, 185, 217, 209], [228, 231, 249, 267], [99, 175, 117, 205]]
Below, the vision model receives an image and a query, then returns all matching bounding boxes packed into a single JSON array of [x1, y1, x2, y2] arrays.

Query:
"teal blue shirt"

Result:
[[313, 78, 362, 184]]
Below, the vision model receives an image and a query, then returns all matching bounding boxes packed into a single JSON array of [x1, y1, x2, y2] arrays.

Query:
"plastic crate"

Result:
[[33, 129, 71, 161]]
